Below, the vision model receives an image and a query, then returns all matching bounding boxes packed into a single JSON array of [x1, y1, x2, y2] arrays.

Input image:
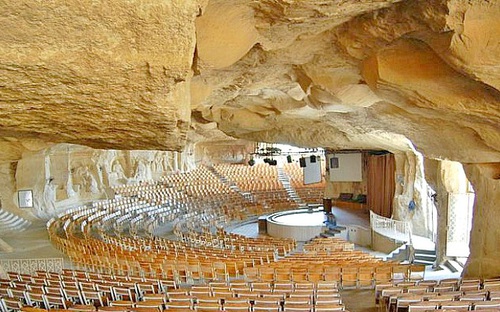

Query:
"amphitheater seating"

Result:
[[375, 276, 500, 312], [7, 163, 455, 312], [0, 270, 354, 312], [43, 165, 414, 294], [282, 163, 325, 205]]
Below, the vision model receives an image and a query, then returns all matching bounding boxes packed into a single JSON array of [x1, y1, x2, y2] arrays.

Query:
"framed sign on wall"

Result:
[[18, 190, 34, 208]]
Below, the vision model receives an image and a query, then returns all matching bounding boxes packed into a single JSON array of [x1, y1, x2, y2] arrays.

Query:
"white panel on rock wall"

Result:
[[18, 190, 34, 208], [329, 153, 362, 182], [303, 156, 322, 185]]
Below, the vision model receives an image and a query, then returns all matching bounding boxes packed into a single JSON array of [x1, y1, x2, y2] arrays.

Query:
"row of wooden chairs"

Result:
[[0, 270, 347, 312]]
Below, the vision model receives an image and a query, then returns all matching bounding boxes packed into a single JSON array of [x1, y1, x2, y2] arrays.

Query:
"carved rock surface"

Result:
[[0, 0, 497, 163], [0, 0, 202, 151]]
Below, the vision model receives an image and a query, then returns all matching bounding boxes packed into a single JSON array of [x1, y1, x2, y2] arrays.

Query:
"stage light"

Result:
[[299, 157, 306, 168]]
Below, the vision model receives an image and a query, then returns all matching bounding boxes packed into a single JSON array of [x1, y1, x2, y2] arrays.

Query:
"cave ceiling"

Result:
[[0, 0, 498, 163]]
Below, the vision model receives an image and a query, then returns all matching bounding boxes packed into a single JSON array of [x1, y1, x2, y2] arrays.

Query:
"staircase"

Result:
[[277, 167, 307, 209], [410, 235, 437, 266], [320, 225, 347, 238], [206, 166, 254, 201], [443, 259, 464, 273], [0, 208, 31, 235], [414, 248, 437, 266], [386, 244, 409, 262]]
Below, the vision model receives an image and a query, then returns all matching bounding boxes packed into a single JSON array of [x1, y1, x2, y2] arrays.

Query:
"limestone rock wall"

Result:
[[11, 144, 195, 219], [393, 150, 435, 239], [463, 163, 500, 278], [0, 0, 204, 151], [194, 140, 255, 165]]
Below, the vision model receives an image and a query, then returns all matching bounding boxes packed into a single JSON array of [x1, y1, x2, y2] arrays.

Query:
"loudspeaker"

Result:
[[286, 155, 292, 163], [310, 155, 316, 163], [299, 157, 306, 168], [330, 157, 339, 168]]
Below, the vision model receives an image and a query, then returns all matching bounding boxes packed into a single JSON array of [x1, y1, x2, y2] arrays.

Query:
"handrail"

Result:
[[370, 210, 412, 244]]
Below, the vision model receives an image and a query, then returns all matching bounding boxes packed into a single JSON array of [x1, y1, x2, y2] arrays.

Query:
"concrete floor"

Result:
[[0, 220, 67, 260]]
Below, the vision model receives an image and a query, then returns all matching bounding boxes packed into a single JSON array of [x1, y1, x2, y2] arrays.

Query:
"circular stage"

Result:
[[266, 208, 327, 241]]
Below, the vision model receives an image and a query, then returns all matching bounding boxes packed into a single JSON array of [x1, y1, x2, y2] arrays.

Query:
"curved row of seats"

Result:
[[15, 163, 432, 312], [46, 167, 298, 283], [47, 166, 417, 288], [375, 277, 500, 311], [0, 269, 350, 312], [282, 164, 325, 204]]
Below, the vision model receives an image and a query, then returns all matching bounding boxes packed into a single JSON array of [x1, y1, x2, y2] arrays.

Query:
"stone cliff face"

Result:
[[0, 0, 202, 151], [0, 0, 498, 160], [0, 0, 499, 276]]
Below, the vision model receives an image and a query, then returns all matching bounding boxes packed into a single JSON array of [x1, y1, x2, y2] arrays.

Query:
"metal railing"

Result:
[[0, 258, 64, 276], [370, 210, 412, 244]]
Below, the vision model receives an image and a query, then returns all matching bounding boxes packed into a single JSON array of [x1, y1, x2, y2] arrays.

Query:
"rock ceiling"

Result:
[[0, 0, 499, 164]]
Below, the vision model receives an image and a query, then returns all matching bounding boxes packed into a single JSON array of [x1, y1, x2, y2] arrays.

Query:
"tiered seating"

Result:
[[0, 208, 31, 234], [282, 163, 325, 204], [242, 237, 389, 289], [0, 270, 353, 312], [212, 164, 297, 211], [35, 164, 436, 312], [46, 167, 303, 287], [375, 276, 500, 312]]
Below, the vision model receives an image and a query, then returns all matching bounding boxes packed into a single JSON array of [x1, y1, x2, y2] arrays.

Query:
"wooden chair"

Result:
[[43, 294, 71, 310], [67, 304, 97, 312], [358, 266, 375, 289], [374, 267, 393, 284], [439, 300, 472, 311], [391, 265, 409, 283], [252, 301, 280, 311], [407, 301, 439, 312], [194, 301, 222, 311], [25, 291, 45, 308], [282, 302, 312, 312], [408, 265, 425, 282], [164, 301, 192, 310], [314, 303, 344, 312], [109, 300, 135, 307], [80, 290, 105, 307], [395, 295, 422, 312], [473, 300, 500, 310], [2, 297, 23, 312]]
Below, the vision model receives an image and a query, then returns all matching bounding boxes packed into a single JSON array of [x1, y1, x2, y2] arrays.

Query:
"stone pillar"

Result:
[[463, 163, 500, 278], [434, 161, 449, 267]]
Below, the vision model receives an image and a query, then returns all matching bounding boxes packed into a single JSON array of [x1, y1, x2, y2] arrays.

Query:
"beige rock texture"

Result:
[[464, 163, 500, 278], [11, 144, 196, 219], [0, 0, 203, 151], [0, 0, 499, 276]]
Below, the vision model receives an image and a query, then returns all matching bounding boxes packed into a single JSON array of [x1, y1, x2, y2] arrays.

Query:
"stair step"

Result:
[[443, 260, 461, 273], [414, 249, 436, 255], [320, 232, 337, 238], [413, 259, 434, 266], [415, 254, 436, 262]]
